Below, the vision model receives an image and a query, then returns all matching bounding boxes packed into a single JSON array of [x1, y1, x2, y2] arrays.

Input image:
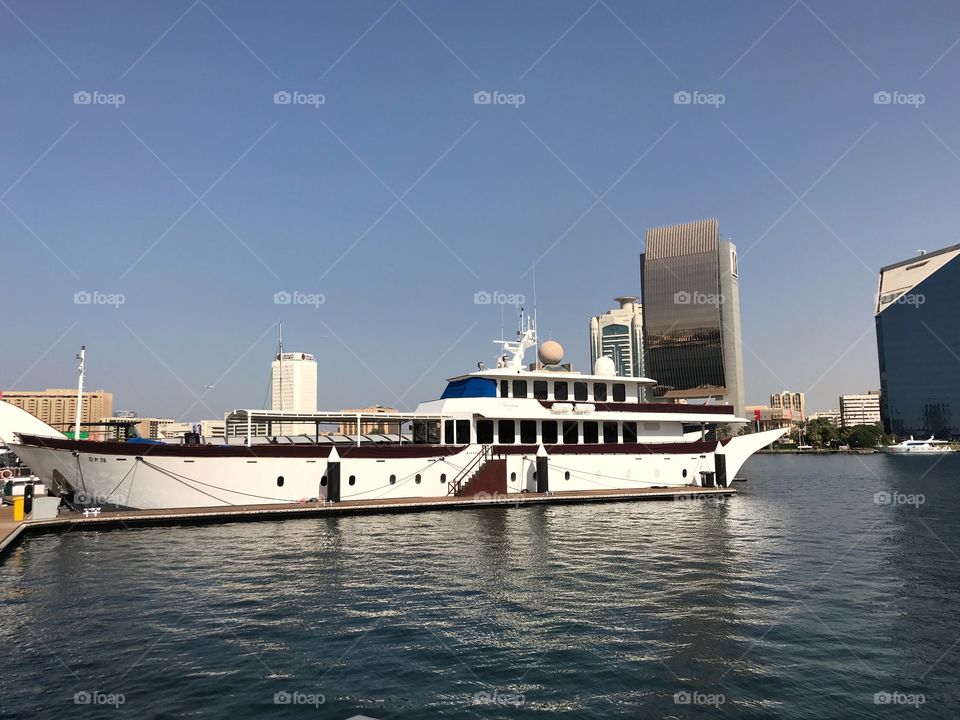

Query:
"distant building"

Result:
[[840, 392, 881, 428], [272, 351, 317, 434], [810, 409, 841, 425], [101, 416, 175, 440], [640, 218, 744, 416], [770, 391, 805, 421], [589, 297, 645, 383], [338, 406, 398, 435], [876, 244, 960, 438], [746, 405, 801, 432], [0, 389, 113, 436]]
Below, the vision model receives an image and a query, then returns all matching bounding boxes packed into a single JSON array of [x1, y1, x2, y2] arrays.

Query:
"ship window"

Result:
[[441, 474, 446, 484], [574, 382, 588, 401], [520, 420, 537, 444], [415, 475, 421, 484], [563, 420, 579, 444], [593, 383, 607, 401], [500, 380, 509, 398], [603, 422, 618, 444], [277, 476, 284, 487], [389, 475, 396, 484], [512, 380, 528, 399], [541, 420, 558, 444], [456, 419, 470, 444], [320, 476, 327, 486], [682, 469, 688, 478], [564, 471, 570, 480], [498, 420, 515, 444], [554, 381, 568, 400], [510, 472, 517, 481], [623, 422, 638, 443], [476, 420, 494, 444], [349, 475, 356, 486], [613, 383, 626, 402], [444, 420, 454, 444], [413, 420, 440, 444], [533, 380, 548, 399], [583, 421, 599, 444]]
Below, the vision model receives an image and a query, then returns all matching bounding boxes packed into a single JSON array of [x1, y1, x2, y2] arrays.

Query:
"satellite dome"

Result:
[[594, 356, 617, 376], [539, 340, 564, 365]]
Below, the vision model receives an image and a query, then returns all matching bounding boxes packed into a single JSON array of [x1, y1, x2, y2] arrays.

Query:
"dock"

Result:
[[0, 485, 734, 560]]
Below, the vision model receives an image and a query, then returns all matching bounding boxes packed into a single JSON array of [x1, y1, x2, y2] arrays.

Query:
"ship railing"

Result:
[[449, 445, 491, 496]]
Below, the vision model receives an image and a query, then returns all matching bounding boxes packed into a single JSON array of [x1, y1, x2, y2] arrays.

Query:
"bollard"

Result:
[[326, 446, 341, 503], [536, 444, 549, 493], [23, 484, 34, 516], [12, 496, 24, 522]]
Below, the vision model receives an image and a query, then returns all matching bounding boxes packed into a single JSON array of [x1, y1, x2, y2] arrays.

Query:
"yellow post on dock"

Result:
[[12, 496, 25, 522]]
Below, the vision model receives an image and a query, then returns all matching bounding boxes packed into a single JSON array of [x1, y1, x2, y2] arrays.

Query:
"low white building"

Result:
[[839, 392, 881, 427]]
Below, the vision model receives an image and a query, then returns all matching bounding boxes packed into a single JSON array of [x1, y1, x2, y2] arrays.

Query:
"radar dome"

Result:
[[538, 340, 564, 365], [594, 356, 617, 376]]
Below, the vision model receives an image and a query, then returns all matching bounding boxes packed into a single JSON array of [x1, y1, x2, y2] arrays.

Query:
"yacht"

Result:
[[7, 316, 785, 510], [879, 436, 954, 454]]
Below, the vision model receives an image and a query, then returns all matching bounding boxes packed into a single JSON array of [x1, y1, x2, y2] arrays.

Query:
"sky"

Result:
[[2, 0, 959, 420]]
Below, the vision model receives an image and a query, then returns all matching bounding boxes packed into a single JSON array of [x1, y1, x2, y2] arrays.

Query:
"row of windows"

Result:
[[499, 379, 629, 402], [319, 473, 449, 487], [476, 419, 657, 445]]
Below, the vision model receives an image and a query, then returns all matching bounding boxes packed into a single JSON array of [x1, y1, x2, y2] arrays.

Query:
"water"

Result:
[[1, 454, 959, 718]]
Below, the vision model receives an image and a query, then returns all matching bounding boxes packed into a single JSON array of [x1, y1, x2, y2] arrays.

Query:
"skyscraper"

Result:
[[271, 352, 318, 414], [639, 218, 744, 415], [875, 244, 960, 438], [589, 296, 645, 380]]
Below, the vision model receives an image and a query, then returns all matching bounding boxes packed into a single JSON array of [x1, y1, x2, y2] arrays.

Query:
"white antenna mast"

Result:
[[74, 346, 85, 440], [278, 322, 284, 412], [532, 261, 539, 368]]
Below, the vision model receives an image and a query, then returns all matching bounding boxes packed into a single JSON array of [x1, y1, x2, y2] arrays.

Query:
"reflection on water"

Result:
[[1, 455, 959, 718]]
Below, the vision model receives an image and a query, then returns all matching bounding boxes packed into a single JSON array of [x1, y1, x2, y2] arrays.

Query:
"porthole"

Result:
[[277, 476, 284, 487], [389, 474, 396, 484], [320, 476, 328, 487], [564, 471, 570, 480], [682, 469, 688, 478], [349, 475, 356, 486], [416, 474, 421, 483], [510, 472, 517, 481], [440, 473, 446, 484]]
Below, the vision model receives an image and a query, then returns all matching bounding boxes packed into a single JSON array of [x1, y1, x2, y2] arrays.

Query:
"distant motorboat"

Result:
[[878, 436, 954, 454]]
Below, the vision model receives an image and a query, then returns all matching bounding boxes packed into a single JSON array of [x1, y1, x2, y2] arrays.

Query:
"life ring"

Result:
[[0, 469, 12, 480]]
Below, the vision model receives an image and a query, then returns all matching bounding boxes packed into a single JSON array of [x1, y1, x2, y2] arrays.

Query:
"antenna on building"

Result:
[[278, 322, 284, 412], [74, 346, 85, 440]]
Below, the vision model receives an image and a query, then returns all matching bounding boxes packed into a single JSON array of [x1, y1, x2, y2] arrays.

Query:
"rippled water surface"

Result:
[[2, 454, 959, 718]]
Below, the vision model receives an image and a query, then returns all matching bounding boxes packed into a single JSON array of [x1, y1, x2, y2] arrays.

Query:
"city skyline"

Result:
[[3, 1, 960, 419]]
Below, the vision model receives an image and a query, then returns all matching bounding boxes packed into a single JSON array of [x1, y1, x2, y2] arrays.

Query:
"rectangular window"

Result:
[[623, 422, 637, 443], [574, 382, 588, 401], [520, 420, 537, 444], [513, 380, 528, 399], [444, 419, 454, 444], [456, 419, 471, 444], [563, 420, 579, 444], [533, 380, 548, 400], [500, 380, 509, 398], [498, 420, 515, 444], [593, 383, 607, 401], [476, 420, 494, 444], [554, 381, 568, 401], [612, 383, 626, 402], [541, 420, 558, 444], [583, 421, 599, 444], [603, 421, 618, 444]]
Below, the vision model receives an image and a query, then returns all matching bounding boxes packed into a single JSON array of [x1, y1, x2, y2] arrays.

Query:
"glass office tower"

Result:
[[640, 219, 744, 416], [876, 245, 960, 438]]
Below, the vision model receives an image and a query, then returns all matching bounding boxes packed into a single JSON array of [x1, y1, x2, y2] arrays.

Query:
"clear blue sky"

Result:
[[3, 0, 959, 419]]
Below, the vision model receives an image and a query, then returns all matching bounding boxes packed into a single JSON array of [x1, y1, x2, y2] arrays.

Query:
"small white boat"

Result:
[[878, 436, 954, 454]]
